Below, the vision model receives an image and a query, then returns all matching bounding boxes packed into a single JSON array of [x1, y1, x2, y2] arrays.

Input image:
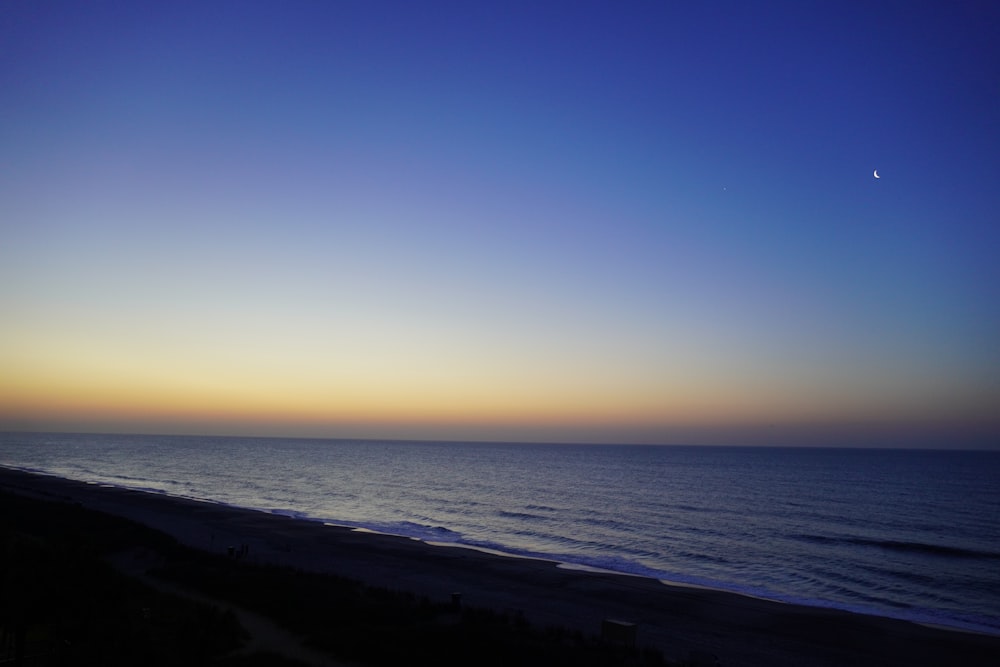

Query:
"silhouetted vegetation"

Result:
[[1, 490, 673, 665], [0, 491, 247, 665], [156, 547, 669, 666]]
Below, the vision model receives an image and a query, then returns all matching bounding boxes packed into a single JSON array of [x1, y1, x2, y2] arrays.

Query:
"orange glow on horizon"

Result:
[[3, 318, 997, 446], [4, 359, 996, 445]]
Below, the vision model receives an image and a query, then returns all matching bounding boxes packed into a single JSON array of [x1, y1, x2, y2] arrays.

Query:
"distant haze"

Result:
[[2, 2, 998, 448]]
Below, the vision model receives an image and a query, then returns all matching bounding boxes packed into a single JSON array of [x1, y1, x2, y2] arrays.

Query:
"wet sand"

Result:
[[2, 466, 998, 666]]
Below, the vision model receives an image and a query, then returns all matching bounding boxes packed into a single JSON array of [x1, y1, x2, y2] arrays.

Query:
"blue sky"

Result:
[[2, 1, 998, 446]]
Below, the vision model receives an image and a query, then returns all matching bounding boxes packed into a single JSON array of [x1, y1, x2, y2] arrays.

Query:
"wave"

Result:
[[496, 510, 548, 522], [337, 519, 462, 543], [792, 534, 1000, 560]]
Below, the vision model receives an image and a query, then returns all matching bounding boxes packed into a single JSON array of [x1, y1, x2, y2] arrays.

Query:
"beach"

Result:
[[3, 465, 999, 667]]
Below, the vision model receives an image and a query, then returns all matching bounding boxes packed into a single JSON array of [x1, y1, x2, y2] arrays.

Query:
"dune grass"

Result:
[[1, 490, 671, 666], [0, 491, 248, 665]]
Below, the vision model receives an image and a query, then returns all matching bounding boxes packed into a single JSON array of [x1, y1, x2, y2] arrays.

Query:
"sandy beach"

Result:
[[3, 466, 998, 667]]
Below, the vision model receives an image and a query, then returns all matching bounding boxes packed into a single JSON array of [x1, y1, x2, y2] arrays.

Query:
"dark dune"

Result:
[[2, 466, 998, 666]]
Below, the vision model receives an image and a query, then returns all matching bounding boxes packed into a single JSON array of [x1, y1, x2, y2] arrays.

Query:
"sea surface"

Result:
[[2, 432, 999, 635]]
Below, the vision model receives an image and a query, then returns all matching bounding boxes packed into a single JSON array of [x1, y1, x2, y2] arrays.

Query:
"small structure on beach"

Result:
[[601, 618, 636, 647]]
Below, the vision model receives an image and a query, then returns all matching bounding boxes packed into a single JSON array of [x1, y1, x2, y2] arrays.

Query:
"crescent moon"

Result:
[[873, 169, 880, 179]]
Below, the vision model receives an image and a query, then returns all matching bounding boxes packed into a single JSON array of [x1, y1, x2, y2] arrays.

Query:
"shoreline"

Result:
[[3, 465, 1000, 666], [8, 464, 997, 638]]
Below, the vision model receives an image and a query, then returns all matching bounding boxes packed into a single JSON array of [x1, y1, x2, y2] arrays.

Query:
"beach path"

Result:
[[107, 547, 352, 667]]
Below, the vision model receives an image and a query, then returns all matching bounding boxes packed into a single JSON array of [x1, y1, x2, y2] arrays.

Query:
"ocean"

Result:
[[2, 432, 998, 635]]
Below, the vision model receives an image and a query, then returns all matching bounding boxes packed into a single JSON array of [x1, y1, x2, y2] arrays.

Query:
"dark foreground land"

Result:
[[2, 467, 999, 667]]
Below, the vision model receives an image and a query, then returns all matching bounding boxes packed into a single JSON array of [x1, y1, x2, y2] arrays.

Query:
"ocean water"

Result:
[[2, 432, 999, 635]]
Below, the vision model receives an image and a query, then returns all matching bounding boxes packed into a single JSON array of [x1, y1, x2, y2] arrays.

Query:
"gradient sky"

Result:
[[2, 1, 998, 447]]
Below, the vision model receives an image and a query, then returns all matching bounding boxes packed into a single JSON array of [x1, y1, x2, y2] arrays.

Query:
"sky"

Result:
[[2, 1, 998, 447]]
